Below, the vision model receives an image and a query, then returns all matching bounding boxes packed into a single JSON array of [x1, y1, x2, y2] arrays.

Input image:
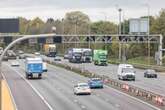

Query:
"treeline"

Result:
[[19, 11, 117, 35], [18, 9, 165, 64], [19, 9, 165, 36]]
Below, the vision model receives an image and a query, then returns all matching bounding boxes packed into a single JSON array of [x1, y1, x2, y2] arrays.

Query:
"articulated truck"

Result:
[[68, 48, 92, 63], [82, 48, 92, 63], [68, 48, 83, 63], [44, 44, 56, 57], [93, 50, 108, 66], [25, 57, 43, 79]]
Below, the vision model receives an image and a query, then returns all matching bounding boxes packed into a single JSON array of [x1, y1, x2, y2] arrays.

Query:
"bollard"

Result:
[[125, 85, 129, 91], [157, 97, 164, 106], [135, 89, 139, 96]]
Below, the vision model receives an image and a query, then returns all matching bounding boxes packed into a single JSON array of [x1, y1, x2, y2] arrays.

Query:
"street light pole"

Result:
[[0, 33, 56, 109], [143, 3, 150, 65], [118, 8, 122, 61]]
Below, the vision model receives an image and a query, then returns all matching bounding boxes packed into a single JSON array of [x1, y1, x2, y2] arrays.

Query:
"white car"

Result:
[[54, 56, 61, 61], [34, 52, 40, 56], [11, 61, 20, 66], [74, 83, 91, 95]]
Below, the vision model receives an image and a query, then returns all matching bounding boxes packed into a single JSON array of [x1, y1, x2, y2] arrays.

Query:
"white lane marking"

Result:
[[2, 73, 18, 110], [104, 85, 161, 110], [74, 99, 78, 103], [5, 63, 54, 110], [47, 62, 161, 110], [115, 104, 120, 108], [81, 105, 86, 109]]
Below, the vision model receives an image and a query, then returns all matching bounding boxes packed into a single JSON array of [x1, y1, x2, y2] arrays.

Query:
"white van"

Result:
[[117, 64, 135, 81], [43, 62, 47, 72]]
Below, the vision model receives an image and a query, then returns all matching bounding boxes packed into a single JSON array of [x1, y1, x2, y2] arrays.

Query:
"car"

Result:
[[34, 52, 40, 56], [64, 54, 69, 59], [11, 61, 20, 66], [3, 56, 8, 61], [144, 69, 157, 78], [88, 78, 103, 88], [74, 83, 91, 95], [54, 56, 61, 61], [7, 50, 17, 59], [18, 50, 24, 54], [19, 54, 26, 59]]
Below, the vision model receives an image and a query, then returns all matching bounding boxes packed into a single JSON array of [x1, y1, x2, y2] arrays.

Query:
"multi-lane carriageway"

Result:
[[2, 58, 163, 110]]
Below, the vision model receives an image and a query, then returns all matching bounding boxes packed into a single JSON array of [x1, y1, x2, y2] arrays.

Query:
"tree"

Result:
[[64, 11, 90, 34], [19, 17, 30, 34], [151, 9, 165, 35], [90, 21, 117, 34], [150, 9, 165, 48], [27, 17, 45, 34], [121, 20, 129, 34]]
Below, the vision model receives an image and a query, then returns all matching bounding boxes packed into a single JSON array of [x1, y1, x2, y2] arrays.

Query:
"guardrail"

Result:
[[44, 59, 165, 109]]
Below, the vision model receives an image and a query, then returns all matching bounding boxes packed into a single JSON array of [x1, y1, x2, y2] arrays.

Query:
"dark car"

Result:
[[88, 78, 103, 88], [144, 69, 157, 78]]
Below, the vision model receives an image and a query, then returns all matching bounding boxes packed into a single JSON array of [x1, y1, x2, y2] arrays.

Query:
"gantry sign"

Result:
[[0, 34, 163, 65]]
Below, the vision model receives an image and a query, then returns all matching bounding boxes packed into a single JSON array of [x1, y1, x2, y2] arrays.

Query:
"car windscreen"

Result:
[[99, 55, 106, 59], [84, 51, 92, 56], [79, 84, 89, 87], [122, 68, 134, 73], [91, 78, 101, 82], [147, 70, 156, 74]]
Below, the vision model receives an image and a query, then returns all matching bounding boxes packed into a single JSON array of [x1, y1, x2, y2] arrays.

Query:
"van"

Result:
[[117, 64, 135, 81]]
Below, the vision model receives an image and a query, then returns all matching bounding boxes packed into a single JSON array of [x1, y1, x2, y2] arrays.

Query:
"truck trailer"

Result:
[[25, 57, 43, 79], [44, 44, 56, 57], [93, 50, 108, 66]]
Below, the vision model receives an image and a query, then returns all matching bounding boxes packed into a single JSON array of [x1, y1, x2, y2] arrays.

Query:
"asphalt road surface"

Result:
[[41, 55, 165, 96], [1, 59, 161, 110]]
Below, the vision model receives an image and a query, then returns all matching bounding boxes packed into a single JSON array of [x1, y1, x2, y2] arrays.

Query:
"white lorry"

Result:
[[25, 57, 43, 79], [117, 64, 135, 81]]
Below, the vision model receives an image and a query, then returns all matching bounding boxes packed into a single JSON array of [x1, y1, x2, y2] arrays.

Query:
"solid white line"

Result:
[[104, 85, 161, 110], [2, 73, 18, 110], [5, 63, 54, 110]]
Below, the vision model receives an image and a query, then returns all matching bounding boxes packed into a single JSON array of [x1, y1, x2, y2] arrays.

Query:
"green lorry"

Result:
[[93, 50, 108, 66]]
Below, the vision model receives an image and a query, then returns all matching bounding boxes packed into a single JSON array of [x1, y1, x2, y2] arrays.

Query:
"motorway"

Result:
[[1, 59, 160, 110], [41, 55, 165, 96]]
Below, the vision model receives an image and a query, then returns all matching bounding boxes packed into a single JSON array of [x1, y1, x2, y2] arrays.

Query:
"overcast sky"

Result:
[[0, 0, 164, 23]]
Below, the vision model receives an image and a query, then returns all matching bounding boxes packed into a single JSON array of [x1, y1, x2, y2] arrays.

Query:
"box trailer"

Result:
[[25, 57, 43, 79]]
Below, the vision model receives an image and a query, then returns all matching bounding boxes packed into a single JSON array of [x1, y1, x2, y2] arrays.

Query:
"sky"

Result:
[[0, 0, 164, 23]]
